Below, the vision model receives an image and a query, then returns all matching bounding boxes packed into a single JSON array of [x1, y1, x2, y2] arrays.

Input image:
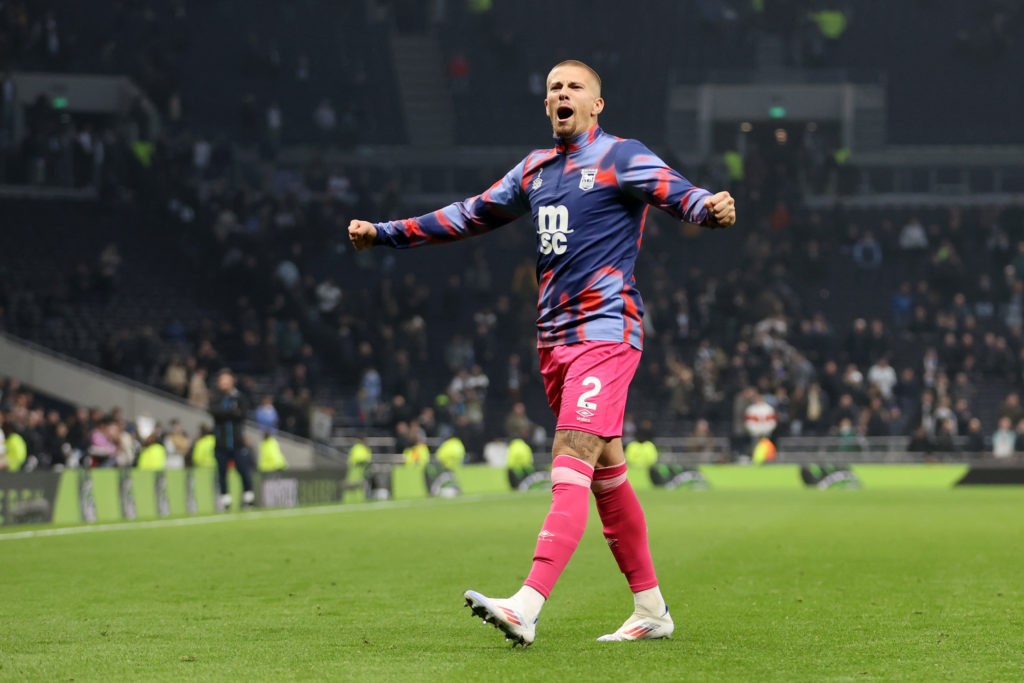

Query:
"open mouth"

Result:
[[556, 105, 573, 122]]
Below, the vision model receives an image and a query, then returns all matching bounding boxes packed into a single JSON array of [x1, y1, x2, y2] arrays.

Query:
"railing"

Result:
[[330, 432, 1011, 467]]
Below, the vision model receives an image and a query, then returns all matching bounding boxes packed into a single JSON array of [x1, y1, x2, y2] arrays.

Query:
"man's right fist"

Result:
[[348, 220, 378, 251]]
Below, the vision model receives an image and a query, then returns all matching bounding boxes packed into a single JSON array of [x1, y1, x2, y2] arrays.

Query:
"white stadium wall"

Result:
[[0, 333, 314, 468]]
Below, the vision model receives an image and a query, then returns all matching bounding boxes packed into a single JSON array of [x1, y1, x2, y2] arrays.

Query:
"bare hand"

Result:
[[348, 220, 378, 251], [704, 191, 736, 228]]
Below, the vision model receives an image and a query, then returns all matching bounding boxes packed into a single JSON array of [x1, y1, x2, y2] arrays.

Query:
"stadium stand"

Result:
[[2, 0, 1024, 467]]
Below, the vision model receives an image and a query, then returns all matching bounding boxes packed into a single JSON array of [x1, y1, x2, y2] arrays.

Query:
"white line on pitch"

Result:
[[0, 492, 527, 542]]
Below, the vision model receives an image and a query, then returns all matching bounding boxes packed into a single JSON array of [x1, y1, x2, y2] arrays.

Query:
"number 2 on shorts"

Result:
[[577, 376, 602, 411]]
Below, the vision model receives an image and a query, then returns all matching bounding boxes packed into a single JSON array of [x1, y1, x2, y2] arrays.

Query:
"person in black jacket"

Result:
[[209, 368, 255, 509]]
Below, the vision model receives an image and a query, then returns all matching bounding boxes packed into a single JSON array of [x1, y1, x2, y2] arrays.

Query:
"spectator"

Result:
[[906, 425, 934, 455], [87, 417, 120, 467], [504, 401, 534, 441], [866, 356, 898, 403], [933, 418, 958, 455], [851, 230, 882, 270], [625, 421, 659, 469], [316, 277, 342, 320], [258, 432, 288, 471], [254, 395, 279, 433], [163, 356, 189, 397], [991, 416, 1016, 458], [447, 51, 470, 93], [687, 419, 718, 459], [0, 420, 7, 470], [1014, 418, 1024, 454], [890, 282, 915, 329], [862, 396, 890, 437], [835, 417, 861, 452], [3, 422, 27, 471], [209, 368, 255, 509], [137, 429, 167, 470], [998, 392, 1024, 424], [898, 216, 929, 251], [964, 417, 986, 456], [844, 318, 871, 367], [157, 419, 187, 465], [188, 366, 210, 409]]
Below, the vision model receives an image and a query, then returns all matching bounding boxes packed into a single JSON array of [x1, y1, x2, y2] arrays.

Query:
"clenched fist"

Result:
[[704, 191, 736, 228], [348, 220, 378, 251]]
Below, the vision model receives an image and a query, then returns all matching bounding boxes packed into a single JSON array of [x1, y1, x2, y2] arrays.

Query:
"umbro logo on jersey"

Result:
[[579, 168, 598, 190]]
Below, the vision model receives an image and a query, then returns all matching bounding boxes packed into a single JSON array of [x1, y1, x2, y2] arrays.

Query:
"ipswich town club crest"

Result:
[[579, 168, 598, 190]]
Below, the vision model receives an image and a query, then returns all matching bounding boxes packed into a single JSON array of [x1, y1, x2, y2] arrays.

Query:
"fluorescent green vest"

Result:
[[5, 432, 27, 471], [192, 434, 216, 468], [259, 437, 288, 472], [506, 439, 534, 469], [404, 443, 430, 467], [436, 437, 466, 470], [625, 440, 659, 468], [348, 442, 372, 468], [137, 443, 167, 471]]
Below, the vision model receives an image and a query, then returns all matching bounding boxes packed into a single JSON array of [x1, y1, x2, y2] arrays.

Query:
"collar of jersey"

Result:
[[554, 125, 602, 154]]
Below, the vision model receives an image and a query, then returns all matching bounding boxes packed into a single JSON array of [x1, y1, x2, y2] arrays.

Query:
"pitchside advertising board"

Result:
[[0, 471, 62, 526], [0, 469, 349, 526], [259, 471, 345, 508], [3, 464, 1024, 527]]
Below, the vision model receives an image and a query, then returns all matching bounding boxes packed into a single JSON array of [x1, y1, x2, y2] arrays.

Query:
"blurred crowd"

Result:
[[0, 375, 296, 472], [6, 174, 1024, 465], [4, 101, 1024, 461], [3, 0, 1024, 467], [0, 376, 194, 471]]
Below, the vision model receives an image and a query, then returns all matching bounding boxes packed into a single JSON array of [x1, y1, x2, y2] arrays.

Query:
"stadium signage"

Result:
[[258, 471, 345, 508], [0, 471, 61, 526]]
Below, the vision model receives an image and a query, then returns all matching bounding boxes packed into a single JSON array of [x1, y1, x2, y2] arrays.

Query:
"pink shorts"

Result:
[[538, 341, 642, 438]]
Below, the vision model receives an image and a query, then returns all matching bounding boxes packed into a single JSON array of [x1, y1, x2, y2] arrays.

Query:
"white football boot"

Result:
[[464, 590, 537, 647], [596, 606, 674, 642]]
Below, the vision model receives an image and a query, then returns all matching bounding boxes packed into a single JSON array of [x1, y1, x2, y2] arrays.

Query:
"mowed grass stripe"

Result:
[[0, 491, 533, 542], [2, 488, 1022, 682]]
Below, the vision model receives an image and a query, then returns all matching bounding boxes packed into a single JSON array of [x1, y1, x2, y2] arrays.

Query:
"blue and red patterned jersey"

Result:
[[372, 126, 720, 350]]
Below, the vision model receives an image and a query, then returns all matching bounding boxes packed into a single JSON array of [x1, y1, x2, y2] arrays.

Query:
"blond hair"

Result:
[[548, 59, 602, 95]]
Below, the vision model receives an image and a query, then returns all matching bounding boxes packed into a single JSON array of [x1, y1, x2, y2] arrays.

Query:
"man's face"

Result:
[[544, 65, 603, 139], [217, 372, 234, 392]]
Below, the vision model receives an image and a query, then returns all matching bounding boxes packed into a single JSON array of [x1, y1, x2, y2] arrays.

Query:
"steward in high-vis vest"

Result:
[[190, 428, 216, 468], [403, 440, 430, 467], [137, 441, 167, 470], [436, 436, 466, 470], [624, 438, 658, 469], [4, 429, 27, 471], [258, 433, 288, 472], [507, 437, 550, 491], [348, 438, 372, 471]]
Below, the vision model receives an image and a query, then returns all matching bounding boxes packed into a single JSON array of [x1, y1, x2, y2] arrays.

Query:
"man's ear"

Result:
[[592, 97, 604, 115]]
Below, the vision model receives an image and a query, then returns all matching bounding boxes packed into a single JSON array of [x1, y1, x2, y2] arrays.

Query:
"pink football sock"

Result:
[[523, 455, 595, 598], [592, 462, 659, 592]]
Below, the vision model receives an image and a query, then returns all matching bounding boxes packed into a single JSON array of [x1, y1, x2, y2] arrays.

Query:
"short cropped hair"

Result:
[[548, 59, 602, 95]]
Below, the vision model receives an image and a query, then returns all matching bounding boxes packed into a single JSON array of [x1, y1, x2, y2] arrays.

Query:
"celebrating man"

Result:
[[348, 60, 736, 645]]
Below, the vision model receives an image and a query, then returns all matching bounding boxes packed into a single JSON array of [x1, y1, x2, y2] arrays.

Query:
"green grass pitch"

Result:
[[2, 488, 1022, 681]]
